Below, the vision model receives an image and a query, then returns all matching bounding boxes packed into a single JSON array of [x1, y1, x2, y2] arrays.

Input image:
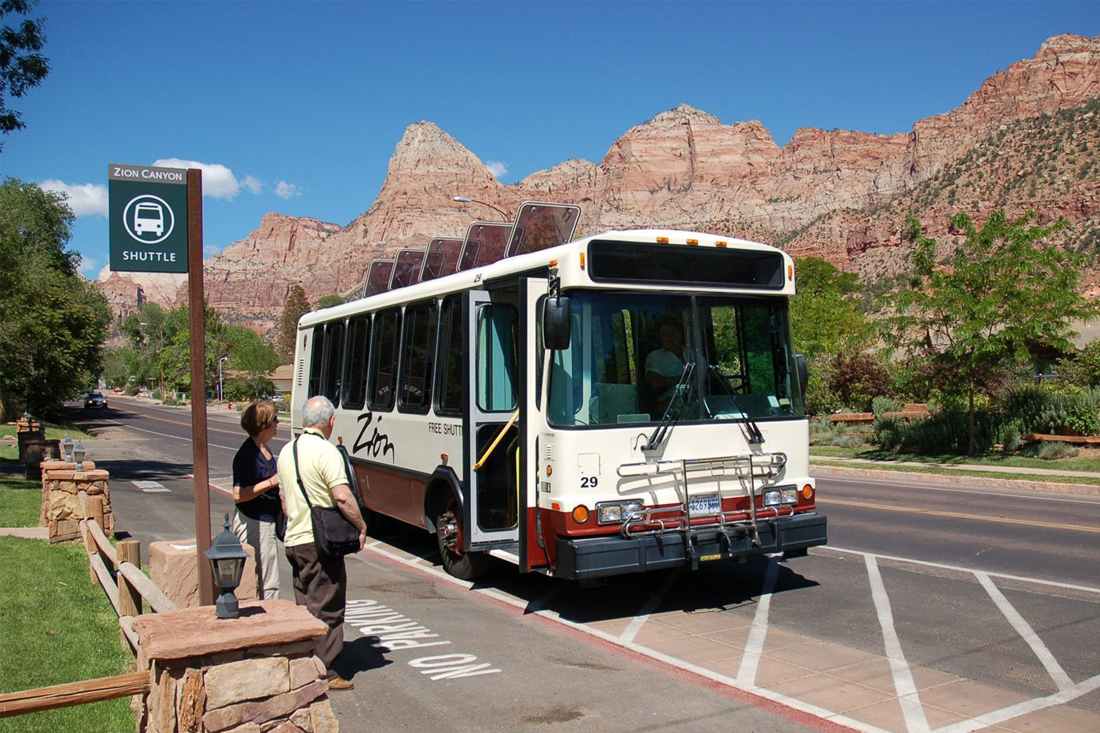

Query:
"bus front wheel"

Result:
[[435, 497, 490, 580]]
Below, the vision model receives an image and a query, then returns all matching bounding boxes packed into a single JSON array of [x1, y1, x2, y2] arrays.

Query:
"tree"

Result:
[[0, 0, 49, 146], [226, 324, 279, 376], [791, 257, 873, 360], [888, 211, 1099, 455], [277, 284, 310, 362], [0, 178, 110, 418], [315, 294, 345, 310]]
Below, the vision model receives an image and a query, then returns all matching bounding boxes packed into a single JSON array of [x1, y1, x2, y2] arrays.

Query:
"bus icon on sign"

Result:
[[122, 194, 175, 244], [134, 202, 164, 236]]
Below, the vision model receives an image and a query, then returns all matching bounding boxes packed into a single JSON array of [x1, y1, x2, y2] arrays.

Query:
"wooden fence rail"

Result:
[[76, 489, 177, 656], [0, 672, 151, 718]]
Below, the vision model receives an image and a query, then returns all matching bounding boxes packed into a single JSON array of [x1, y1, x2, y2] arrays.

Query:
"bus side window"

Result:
[[307, 327, 325, 398], [435, 296, 463, 416], [477, 304, 518, 412], [322, 321, 345, 408], [342, 314, 371, 410], [398, 300, 438, 413], [369, 308, 402, 412]]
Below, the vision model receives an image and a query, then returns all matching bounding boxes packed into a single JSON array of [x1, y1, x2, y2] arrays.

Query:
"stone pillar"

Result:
[[24, 438, 60, 479], [16, 417, 44, 463], [132, 599, 338, 733], [148, 538, 259, 608], [40, 467, 112, 543], [39, 460, 96, 526]]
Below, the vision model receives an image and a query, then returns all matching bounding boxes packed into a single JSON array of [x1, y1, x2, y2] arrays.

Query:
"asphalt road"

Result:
[[65, 396, 1100, 733]]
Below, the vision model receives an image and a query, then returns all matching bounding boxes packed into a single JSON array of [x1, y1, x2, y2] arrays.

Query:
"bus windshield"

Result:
[[547, 291, 804, 427]]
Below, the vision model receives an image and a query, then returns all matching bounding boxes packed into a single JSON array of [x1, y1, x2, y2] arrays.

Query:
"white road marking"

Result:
[[825, 545, 1100, 595], [736, 556, 780, 687], [618, 569, 680, 644], [132, 480, 169, 493], [356, 542, 891, 733], [975, 572, 1075, 693], [103, 419, 238, 450], [182, 474, 234, 498], [865, 553, 930, 733], [357, 539, 1100, 733]]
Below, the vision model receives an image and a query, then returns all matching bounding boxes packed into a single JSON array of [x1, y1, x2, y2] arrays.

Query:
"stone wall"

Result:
[[133, 600, 336, 733], [39, 463, 112, 543]]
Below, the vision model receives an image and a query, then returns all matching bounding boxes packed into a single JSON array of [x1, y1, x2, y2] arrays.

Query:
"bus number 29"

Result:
[[580, 476, 598, 488]]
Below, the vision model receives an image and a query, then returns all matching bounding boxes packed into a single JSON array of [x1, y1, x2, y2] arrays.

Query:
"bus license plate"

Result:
[[688, 494, 720, 515]]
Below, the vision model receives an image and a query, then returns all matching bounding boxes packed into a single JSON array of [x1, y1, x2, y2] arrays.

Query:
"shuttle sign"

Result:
[[108, 164, 188, 273]]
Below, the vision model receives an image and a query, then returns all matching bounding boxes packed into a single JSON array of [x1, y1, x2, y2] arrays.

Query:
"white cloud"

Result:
[[274, 181, 300, 199], [39, 180, 108, 217], [77, 255, 99, 279], [241, 175, 263, 195], [485, 161, 508, 178], [203, 244, 223, 258], [152, 158, 260, 200]]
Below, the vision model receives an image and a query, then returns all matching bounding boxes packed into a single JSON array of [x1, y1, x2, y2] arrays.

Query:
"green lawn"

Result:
[[0, 473, 41, 528], [812, 444, 1100, 475], [0, 423, 95, 442], [0, 537, 133, 733]]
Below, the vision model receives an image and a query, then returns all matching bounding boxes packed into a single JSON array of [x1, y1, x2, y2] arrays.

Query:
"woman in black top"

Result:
[[232, 400, 284, 599]]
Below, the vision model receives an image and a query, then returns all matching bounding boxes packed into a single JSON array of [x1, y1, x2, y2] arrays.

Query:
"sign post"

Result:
[[109, 164, 214, 605]]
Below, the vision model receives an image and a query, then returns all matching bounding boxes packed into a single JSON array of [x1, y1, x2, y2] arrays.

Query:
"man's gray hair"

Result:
[[302, 395, 335, 428]]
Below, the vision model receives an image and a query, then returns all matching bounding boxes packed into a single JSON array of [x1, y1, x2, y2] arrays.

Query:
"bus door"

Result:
[[466, 289, 521, 548], [520, 278, 550, 571]]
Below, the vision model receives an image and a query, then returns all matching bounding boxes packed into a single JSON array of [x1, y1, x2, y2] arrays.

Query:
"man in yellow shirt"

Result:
[[278, 395, 366, 691]]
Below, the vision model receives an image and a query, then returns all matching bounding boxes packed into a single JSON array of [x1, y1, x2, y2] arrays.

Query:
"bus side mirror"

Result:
[[795, 354, 808, 399], [543, 296, 572, 350]]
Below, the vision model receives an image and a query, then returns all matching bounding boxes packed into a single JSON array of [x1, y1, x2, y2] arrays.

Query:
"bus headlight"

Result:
[[596, 500, 645, 524], [763, 487, 798, 507]]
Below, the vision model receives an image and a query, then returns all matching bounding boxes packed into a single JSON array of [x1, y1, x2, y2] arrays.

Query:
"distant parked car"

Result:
[[85, 392, 108, 409]]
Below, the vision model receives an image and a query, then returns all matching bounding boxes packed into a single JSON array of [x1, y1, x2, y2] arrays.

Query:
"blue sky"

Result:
[[2, 1, 1098, 279]]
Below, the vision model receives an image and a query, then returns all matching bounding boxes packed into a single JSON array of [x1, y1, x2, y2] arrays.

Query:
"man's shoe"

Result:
[[326, 674, 354, 691]]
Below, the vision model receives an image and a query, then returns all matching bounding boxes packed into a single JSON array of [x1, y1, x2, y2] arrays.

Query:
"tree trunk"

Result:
[[968, 377, 976, 457]]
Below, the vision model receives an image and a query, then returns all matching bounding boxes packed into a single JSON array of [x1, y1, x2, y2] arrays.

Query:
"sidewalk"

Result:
[[811, 454, 1100, 496], [811, 453, 1100, 480]]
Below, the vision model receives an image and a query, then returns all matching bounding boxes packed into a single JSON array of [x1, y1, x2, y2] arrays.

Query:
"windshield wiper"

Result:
[[707, 365, 765, 445], [643, 362, 695, 451]]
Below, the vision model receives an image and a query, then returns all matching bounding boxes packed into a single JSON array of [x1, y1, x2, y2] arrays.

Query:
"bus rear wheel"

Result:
[[435, 498, 490, 580]]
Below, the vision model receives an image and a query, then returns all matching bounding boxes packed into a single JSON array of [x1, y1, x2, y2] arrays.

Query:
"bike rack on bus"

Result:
[[615, 453, 788, 567]]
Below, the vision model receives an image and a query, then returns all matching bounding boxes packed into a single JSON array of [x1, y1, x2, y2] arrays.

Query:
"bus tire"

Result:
[[435, 496, 490, 580]]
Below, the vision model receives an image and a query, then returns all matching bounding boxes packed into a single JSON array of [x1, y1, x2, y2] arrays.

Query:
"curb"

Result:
[[810, 464, 1100, 497]]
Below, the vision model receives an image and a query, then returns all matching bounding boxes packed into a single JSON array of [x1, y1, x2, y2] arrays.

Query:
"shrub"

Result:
[[827, 351, 892, 412], [871, 396, 898, 416], [124, 385, 139, 396], [1021, 441, 1079, 460], [993, 418, 1025, 453], [873, 407, 997, 455], [162, 397, 179, 406], [1003, 384, 1100, 436]]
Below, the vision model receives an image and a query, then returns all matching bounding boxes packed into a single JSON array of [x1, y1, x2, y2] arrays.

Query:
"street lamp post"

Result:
[[217, 356, 229, 403], [453, 195, 511, 221]]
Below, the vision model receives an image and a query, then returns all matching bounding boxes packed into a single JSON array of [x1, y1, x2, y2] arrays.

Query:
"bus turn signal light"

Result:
[[572, 505, 590, 524], [802, 484, 814, 501]]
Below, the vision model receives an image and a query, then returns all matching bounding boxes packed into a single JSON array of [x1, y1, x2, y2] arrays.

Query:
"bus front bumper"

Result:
[[554, 513, 827, 580]]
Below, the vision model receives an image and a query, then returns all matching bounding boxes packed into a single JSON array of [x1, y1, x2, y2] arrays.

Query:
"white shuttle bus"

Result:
[[291, 227, 827, 580]]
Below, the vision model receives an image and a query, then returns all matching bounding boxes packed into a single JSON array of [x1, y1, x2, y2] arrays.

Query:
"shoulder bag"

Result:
[[292, 437, 360, 559]]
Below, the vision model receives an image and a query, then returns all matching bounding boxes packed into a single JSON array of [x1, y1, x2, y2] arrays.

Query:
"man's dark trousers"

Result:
[[285, 542, 346, 669]]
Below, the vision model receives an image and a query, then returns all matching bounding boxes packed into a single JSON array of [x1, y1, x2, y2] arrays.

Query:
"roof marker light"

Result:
[[788, 264, 794, 280], [657, 236, 669, 244], [687, 239, 699, 246], [715, 240, 727, 248], [549, 259, 558, 267], [579, 252, 586, 269]]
